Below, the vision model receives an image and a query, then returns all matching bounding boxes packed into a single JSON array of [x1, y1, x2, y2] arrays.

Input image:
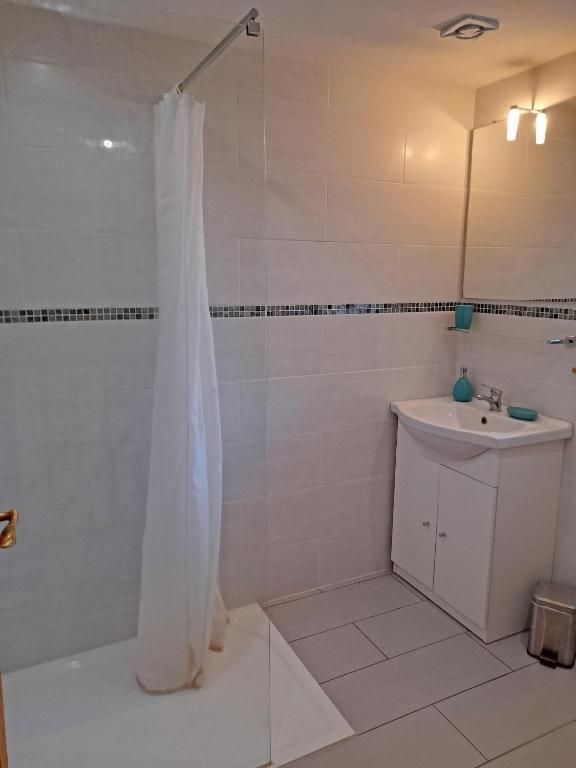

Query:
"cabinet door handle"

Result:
[[438, 531, 447, 538], [422, 521, 430, 527]]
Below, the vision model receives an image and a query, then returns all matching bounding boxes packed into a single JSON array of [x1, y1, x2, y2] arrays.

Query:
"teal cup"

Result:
[[455, 304, 473, 330]]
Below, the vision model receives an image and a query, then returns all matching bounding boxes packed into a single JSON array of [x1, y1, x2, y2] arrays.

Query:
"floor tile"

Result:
[[437, 662, 576, 759], [290, 624, 385, 683], [467, 631, 535, 670], [321, 634, 508, 733], [267, 576, 420, 642], [357, 600, 464, 657], [284, 706, 484, 768], [487, 721, 576, 768]]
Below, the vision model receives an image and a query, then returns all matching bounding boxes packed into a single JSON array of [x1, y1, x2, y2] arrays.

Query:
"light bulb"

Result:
[[506, 106, 520, 141], [535, 111, 547, 145]]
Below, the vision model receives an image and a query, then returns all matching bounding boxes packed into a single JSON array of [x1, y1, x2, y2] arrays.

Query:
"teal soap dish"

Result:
[[507, 406, 538, 421]]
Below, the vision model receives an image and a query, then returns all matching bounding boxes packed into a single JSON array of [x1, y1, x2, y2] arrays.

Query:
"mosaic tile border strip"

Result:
[[473, 302, 576, 320], [210, 302, 458, 318], [2, 301, 576, 324], [210, 305, 266, 317], [532, 298, 576, 304], [210, 301, 576, 319], [0, 307, 159, 323]]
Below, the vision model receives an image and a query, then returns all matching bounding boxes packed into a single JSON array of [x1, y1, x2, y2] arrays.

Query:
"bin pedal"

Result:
[[539, 648, 558, 668]]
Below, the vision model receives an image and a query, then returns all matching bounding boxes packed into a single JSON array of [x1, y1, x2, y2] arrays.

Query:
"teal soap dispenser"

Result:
[[452, 365, 473, 402]]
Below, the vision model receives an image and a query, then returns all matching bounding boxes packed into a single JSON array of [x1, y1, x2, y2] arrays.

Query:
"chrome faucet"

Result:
[[476, 384, 502, 412]]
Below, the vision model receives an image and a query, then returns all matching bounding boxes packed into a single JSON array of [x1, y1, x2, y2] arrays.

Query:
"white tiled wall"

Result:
[[0, 1, 162, 670], [217, 59, 473, 606], [0, 0, 268, 670], [457, 314, 576, 588], [0, 0, 475, 668]]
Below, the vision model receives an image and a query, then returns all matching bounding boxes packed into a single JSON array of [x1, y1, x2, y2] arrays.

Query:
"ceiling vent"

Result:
[[435, 14, 500, 40]]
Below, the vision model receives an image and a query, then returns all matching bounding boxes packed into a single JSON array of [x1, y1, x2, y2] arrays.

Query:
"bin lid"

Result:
[[532, 581, 576, 614]]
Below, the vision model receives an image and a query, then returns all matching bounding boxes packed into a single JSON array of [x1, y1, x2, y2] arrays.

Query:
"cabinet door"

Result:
[[392, 447, 439, 589], [434, 466, 496, 628]]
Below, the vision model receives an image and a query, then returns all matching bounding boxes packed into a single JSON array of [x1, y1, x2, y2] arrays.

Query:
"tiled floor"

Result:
[[268, 574, 576, 767]]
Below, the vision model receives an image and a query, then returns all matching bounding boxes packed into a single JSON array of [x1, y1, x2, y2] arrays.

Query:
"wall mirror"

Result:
[[463, 96, 576, 302]]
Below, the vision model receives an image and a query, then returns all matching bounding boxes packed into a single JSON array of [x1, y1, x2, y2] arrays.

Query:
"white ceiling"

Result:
[[150, 0, 576, 88], [28, 0, 576, 88]]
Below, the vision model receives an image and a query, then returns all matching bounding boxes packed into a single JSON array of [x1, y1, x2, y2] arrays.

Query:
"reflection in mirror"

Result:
[[463, 97, 576, 301]]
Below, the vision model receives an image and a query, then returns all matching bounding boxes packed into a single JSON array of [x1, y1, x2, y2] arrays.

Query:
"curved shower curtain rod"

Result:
[[174, 8, 260, 95]]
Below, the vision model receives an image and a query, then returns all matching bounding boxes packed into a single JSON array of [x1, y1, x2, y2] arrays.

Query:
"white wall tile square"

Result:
[[204, 164, 266, 239], [267, 316, 323, 377], [316, 522, 392, 587], [220, 497, 269, 560], [267, 433, 323, 493], [265, 57, 329, 106], [265, 98, 330, 176], [0, 58, 10, 145], [223, 439, 267, 503], [0, 146, 155, 233], [206, 237, 240, 305], [238, 238, 266, 304], [17, 231, 157, 306], [0, 2, 131, 73], [3, 58, 161, 109], [266, 241, 398, 304], [0, 323, 157, 398], [398, 245, 461, 300], [212, 318, 267, 381], [266, 171, 326, 241], [405, 121, 468, 188], [327, 178, 465, 245], [0, 229, 22, 305]]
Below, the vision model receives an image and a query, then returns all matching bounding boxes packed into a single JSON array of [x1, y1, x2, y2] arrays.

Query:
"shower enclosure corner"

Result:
[[0, 2, 270, 766]]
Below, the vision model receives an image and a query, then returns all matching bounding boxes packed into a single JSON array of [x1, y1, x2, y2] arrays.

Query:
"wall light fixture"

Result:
[[506, 105, 547, 145]]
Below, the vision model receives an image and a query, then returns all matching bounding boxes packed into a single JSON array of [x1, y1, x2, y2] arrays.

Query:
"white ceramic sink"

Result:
[[391, 396, 572, 458]]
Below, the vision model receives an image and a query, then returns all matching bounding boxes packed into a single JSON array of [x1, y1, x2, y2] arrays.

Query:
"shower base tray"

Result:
[[4, 603, 352, 768]]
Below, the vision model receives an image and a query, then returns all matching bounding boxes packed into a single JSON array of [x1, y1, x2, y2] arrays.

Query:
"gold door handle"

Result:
[[0, 509, 18, 549]]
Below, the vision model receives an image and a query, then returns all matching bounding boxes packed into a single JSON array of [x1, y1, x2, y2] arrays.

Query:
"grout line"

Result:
[[480, 717, 576, 765], [390, 571, 425, 598], [320, 629, 475, 686], [326, 692, 576, 765], [281, 597, 576, 763], [277, 595, 422, 643], [318, 572, 395, 594], [351, 622, 390, 657], [263, 480, 393, 508], [361, 629, 467, 663], [347, 662, 517, 740], [464, 631, 514, 671], [388, 574, 528, 671], [263, 587, 322, 609], [318, 657, 387, 685], [278, 590, 576, 763], [267, 571, 401, 611], [433, 704, 488, 762], [431, 665, 517, 709]]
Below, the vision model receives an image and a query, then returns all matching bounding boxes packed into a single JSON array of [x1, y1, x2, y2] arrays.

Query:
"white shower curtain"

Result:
[[136, 93, 227, 693]]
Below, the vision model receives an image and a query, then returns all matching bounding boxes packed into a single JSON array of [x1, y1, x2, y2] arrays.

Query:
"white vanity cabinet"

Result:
[[391, 422, 565, 642]]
